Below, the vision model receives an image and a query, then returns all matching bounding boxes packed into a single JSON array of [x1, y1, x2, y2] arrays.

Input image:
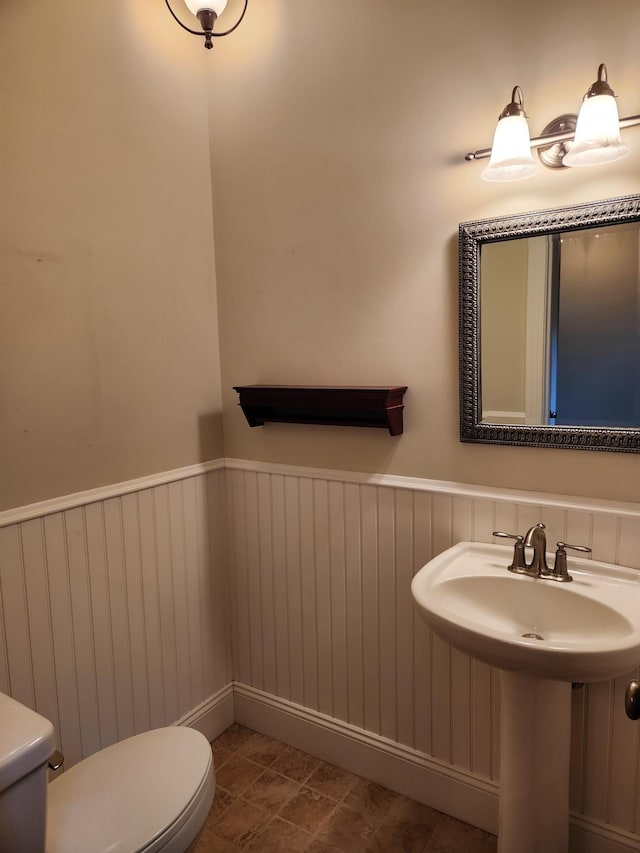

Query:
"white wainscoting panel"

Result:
[[225, 461, 640, 844], [0, 467, 232, 769], [3, 454, 640, 847]]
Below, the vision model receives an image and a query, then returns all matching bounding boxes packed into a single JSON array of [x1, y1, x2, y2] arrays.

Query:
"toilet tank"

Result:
[[0, 691, 56, 852]]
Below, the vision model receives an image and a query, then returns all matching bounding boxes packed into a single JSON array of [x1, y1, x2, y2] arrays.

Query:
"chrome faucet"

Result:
[[493, 522, 591, 582]]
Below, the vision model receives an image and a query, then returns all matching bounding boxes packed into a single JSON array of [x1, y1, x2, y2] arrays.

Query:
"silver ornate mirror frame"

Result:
[[459, 193, 640, 451]]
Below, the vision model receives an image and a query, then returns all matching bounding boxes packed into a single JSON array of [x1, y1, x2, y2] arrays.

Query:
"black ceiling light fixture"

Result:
[[165, 0, 248, 50]]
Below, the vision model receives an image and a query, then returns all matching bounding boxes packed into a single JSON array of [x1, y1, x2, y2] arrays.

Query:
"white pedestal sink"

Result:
[[411, 542, 640, 853]]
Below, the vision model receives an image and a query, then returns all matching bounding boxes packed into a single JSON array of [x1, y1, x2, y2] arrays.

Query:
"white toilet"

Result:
[[0, 691, 215, 853]]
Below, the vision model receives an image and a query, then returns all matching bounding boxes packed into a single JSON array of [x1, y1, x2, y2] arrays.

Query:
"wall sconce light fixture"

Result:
[[165, 0, 248, 50], [481, 86, 540, 182], [466, 64, 640, 181]]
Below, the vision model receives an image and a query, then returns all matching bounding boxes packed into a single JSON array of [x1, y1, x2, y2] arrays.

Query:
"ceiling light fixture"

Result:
[[466, 64, 640, 180], [165, 0, 248, 50]]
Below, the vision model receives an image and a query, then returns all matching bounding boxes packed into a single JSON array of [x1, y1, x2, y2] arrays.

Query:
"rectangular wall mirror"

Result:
[[459, 194, 640, 451]]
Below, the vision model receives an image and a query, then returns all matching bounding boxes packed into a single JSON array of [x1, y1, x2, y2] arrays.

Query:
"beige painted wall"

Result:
[[209, 0, 640, 503], [0, 0, 224, 511], [3, 0, 640, 510]]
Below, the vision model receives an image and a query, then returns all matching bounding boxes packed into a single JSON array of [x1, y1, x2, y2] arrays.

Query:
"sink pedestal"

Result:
[[499, 671, 572, 853]]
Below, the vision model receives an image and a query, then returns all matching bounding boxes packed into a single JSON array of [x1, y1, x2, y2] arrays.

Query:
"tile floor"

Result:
[[196, 724, 497, 853]]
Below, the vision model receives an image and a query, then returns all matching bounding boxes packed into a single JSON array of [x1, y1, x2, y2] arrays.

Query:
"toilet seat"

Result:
[[46, 727, 214, 853]]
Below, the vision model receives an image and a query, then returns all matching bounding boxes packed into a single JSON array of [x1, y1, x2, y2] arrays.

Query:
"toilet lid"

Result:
[[46, 727, 213, 853]]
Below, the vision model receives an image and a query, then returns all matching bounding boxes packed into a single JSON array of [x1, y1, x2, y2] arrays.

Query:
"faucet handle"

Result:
[[558, 542, 591, 554], [492, 531, 527, 570], [551, 541, 592, 582]]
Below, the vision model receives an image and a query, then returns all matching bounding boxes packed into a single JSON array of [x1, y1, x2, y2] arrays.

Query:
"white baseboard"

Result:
[[232, 683, 640, 853], [570, 818, 640, 853], [177, 683, 234, 742], [233, 682, 498, 833]]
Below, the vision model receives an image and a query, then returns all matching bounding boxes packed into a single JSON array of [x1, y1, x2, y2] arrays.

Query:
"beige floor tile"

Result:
[[215, 754, 265, 797], [270, 745, 322, 783], [367, 822, 429, 852], [278, 787, 337, 833], [209, 788, 236, 820], [306, 841, 344, 853], [343, 778, 407, 822], [213, 746, 234, 770], [238, 732, 287, 767], [317, 804, 378, 853], [212, 798, 270, 846], [196, 833, 243, 852], [213, 724, 256, 752], [242, 768, 300, 812], [385, 797, 441, 836], [206, 727, 493, 853], [244, 817, 313, 852], [305, 761, 360, 801], [194, 820, 217, 850], [425, 815, 489, 853]]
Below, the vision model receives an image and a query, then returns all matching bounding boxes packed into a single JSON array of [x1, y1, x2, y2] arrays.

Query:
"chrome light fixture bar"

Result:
[[165, 0, 248, 50], [466, 64, 640, 181]]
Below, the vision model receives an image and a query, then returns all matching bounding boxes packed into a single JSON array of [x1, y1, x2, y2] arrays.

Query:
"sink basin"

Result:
[[411, 541, 640, 682]]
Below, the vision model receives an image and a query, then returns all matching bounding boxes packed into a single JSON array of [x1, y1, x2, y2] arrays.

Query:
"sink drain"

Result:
[[522, 632, 544, 640]]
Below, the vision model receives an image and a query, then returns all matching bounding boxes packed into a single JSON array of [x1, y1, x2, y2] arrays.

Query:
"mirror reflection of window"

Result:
[[480, 223, 640, 429], [555, 225, 640, 427]]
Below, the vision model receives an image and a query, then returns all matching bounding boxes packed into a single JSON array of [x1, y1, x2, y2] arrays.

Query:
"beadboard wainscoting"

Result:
[[2, 457, 640, 851], [0, 462, 233, 771], [225, 459, 640, 853]]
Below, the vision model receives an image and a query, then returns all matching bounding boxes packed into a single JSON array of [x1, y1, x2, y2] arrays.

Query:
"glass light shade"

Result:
[[184, 0, 227, 16], [562, 94, 629, 167], [482, 115, 539, 182]]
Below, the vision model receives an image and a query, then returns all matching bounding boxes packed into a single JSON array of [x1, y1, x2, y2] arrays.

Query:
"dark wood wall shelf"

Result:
[[233, 386, 408, 436]]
